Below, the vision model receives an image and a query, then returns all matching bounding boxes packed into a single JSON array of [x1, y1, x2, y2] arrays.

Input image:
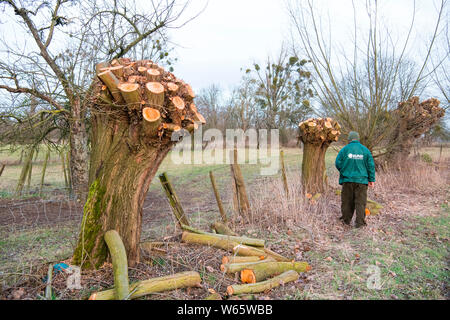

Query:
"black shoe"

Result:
[[355, 223, 367, 229]]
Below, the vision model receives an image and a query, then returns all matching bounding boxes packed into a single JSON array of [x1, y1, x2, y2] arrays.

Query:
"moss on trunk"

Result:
[[72, 59, 204, 269]]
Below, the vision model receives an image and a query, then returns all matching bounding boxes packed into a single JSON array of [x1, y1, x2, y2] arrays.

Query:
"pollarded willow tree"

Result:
[[385, 97, 444, 165], [298, 117, 341, 195], [72, 58, 205, 269]]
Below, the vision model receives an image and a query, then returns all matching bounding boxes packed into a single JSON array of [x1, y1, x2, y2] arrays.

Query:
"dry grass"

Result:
[[240, 157, 449, 251]]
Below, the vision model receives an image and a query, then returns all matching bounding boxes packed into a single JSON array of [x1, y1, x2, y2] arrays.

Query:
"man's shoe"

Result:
[[355, 223, 367, 229]]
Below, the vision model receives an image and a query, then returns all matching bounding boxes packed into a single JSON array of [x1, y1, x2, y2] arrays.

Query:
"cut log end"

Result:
[[167, 82, 179, 92], [226, 286, 234, 296], [171, 96, 185, 110], [186, 84, 195, 99], [193, 111, 206, 124], [147, 68, 161, 81], [146, 82, 165, 94], [163, 123, 181, 132], [118, 82, 139, 93], [143, 107, 161, 122], [241, 269, 256, 284], [138, 66, 147, 74]]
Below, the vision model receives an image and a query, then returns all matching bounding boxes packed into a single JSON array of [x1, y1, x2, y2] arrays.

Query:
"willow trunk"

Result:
[[72, 58, 201, 269], [301, 143, 327, 195]]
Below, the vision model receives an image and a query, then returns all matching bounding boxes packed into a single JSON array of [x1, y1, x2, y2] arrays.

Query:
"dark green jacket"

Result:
[[335, 141, 375, 185]]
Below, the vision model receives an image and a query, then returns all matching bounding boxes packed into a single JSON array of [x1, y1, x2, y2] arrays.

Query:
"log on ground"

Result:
[[89, 271, 201, 300], [232, 244, 289, 261], [104, 230, 129, 300], [181, 229, 264, 247], [211, 221, 238, 236], [227, 270, 299, 296], [222, 255, 266, 265], [181, 231, 238, 252], [240, 261, 311, 283]]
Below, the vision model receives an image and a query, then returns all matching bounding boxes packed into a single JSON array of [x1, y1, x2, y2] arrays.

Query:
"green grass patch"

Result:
[[303, 204, 449, 300]]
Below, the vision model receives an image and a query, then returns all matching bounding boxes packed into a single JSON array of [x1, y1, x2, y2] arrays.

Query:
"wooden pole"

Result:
[[66, 151, 72, 192], [209, 171, 227, 223], [230, 148, 250, 219], [39, 147, 50, 196], [230, 166, 239, 215], [26, 153, 33, 191], [280, 149, 289, 196], [15, 147, 34, 196], [159, 172, 190, 228], [0, 163, 5, 177], [61, 151, 68, 189]]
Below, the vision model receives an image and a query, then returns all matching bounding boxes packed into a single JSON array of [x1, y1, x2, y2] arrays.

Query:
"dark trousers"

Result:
[[341, 182, 368, 227]]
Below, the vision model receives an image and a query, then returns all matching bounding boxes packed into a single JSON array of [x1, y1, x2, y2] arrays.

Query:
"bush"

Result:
[[421, 153, 433, 163]]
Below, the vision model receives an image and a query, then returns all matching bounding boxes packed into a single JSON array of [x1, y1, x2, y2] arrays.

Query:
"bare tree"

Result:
[[0, 0, 196, 199], [287, 0, 447, 154], [195, 84, 223, 130], [228, 77, 259, 132], [246, 46, 314, 133]]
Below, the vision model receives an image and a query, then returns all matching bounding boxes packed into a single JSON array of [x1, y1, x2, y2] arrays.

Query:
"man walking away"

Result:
[[335, 131, 375, 228]]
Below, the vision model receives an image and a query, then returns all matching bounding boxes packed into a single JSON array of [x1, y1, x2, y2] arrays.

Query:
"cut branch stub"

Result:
[[97, 70, 123, 103], [170, 96, 185, 125], [142, 108, 161, 136], [95, 58, 205, 142], [145, 82, 165, 108], [185, 84, 195, 99], [146, 69, 161, 82], [138, 66, 148, 75], [110, 66, 124, 78], [118, 82, 141, 110], [167, 82, 179, 93]]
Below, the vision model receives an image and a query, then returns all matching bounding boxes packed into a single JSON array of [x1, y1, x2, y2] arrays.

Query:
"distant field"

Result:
[[1, 144, 448, 197], [0, 145, 339, 197]]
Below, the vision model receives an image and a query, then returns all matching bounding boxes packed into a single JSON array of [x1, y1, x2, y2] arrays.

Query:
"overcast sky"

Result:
[[168, 0, 444, 96]]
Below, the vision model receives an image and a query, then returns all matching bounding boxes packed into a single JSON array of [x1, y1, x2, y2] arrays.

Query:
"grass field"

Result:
[[0, 145, 448, 300]]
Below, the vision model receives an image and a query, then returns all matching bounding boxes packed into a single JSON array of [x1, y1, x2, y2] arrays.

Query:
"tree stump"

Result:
[[298, 118, 341, 195], [72, 59, 204, 269]]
